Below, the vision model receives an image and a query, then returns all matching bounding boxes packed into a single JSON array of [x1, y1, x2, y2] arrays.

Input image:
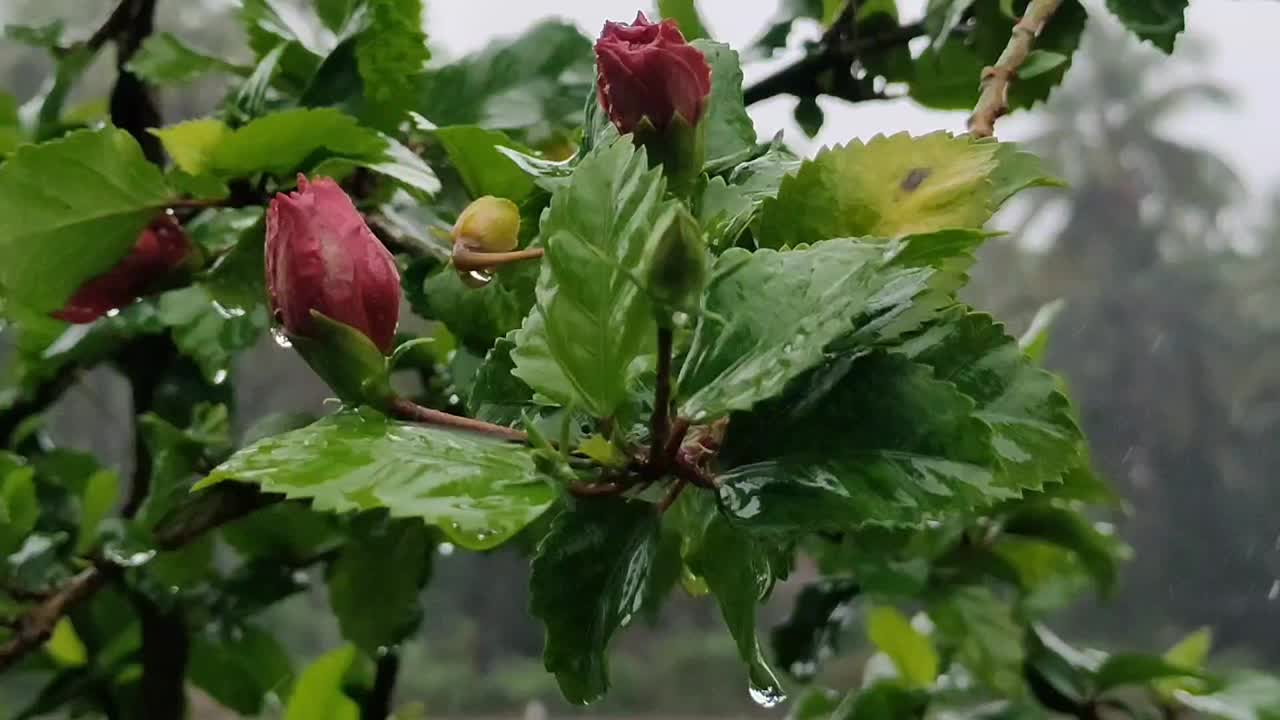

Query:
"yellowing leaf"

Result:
[[151, 118, 231, 175], [577, 434, 627, 468], [45, 618, 88, 667], [866, 606, 938, 688]]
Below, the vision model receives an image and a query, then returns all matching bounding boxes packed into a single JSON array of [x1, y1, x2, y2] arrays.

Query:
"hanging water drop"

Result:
[[438, 542, 455, 557], [747, 684, 786, 708], [271, 327, 293, 348], [212, 369, 228, 385]]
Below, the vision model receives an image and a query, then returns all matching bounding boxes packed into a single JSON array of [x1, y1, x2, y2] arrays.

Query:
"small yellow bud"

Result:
[[452, 196, 521, 253]]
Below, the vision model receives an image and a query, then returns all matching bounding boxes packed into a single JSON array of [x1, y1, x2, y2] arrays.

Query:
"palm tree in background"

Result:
[[968, 22, 1280, 657]]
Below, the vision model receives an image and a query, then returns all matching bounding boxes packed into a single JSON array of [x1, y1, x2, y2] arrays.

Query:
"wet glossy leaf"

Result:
[[757, 132, 1000, 248], [687, 516, 785, 706], [328, 516, 433, 654], [678, 236, 951, 422], [416, 266, 529, 355], [530, 499, 660, 704], [355, 0, 429, 104], [999, 503, 1123, 593], [157, 286, 269, 384], [831, 681, 928, 719], [898, 311, 1084, 492], [0, 128, 173, 312], [718, 353, 1008, 531], [435, 126, 537, 200], [691, 40, 757, 168], [1093, 653, 1203, 693], [468, 333, 535, 425], [198, 409, 555, 549], [1105, 0, 1186, 52], [512, 138, 675, 417], [659, 0, 710, 40]]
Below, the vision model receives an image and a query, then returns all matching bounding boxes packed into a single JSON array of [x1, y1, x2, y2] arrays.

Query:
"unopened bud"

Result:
[[452, 196, 521, 253], [648, 207, 707, 323]]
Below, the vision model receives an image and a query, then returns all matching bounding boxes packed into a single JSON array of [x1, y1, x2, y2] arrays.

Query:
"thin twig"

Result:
[[0, 567, 112, 673], [567, 480, 630, 497], [363, 651, 400, 720], [387, 397, 528, 443], [656, 477, 688, 513], [967, 0, 1065, 138]]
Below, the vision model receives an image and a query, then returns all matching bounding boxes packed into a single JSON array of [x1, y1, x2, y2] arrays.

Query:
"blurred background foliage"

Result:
[[2, 0, 1278, 716]]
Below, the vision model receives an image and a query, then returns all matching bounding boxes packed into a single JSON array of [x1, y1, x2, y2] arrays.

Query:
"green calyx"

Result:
[[290, 310, 395, 409], [633, 113, 705, 199], [648, 206, 708, 325]]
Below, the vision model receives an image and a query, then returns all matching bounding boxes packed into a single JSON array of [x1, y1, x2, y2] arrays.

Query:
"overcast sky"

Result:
[[429, 0, 1280, 211]]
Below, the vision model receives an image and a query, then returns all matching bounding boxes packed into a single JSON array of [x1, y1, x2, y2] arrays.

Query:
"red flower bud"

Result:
[[265, 175, 400, 353], [53, 215, 192, 324], [595, 12, 712, 135]]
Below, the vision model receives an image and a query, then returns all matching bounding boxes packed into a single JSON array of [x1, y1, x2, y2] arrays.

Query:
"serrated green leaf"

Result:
[[355, 0, 429, 104], [1105, 0, 1186, 52], [677, 236, 945, 422], [152, 119, 232, 176], [690, 39, 757, 168], [988, 142, 1067, 206], [137, 405, 231, 528], [157, 285, 269, 384], [190, 623, 293, 716], [866, 606, 939, 688], [328, 516, 432, 654], [511, 139, 675, 418], [687, 517, 785, 705], [468, 332, 536, 425], [831, 681, 929, 720], [198, 409, 553, 550], [530, 499, 660, 704], [930, 586, 1025, 696], [211, 108, 383, 177], [126, 33, 250, 85], [416, 267, 528, 355], [898, 311, 1083, 492], [718, 353, 1007, 531], [659, 0, 710, 39], [0, 128, 173, 313], [283, 644, 359, 720], [1000, 504, 1122, 593], [435, 126, 536, 200], [416, 21, 592, 143], [772, 577, 861, 681], [758, 132, 1000, 248]]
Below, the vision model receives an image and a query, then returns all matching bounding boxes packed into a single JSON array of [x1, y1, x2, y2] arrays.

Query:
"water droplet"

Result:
[[105, 308, 121, 318], [438, 542, 455, 557], [375, 645, 398, 658], [270, 327, 293, 348], [448, 394, 461, 406], [212, 369, 228, 385], [291, 570, 310, 584], [463, 269, 494, 288], [1268, 580, 1279, 601], [212, 301, 246, 319], [104, 548, 156, 567], [748, 684, 786, 708]]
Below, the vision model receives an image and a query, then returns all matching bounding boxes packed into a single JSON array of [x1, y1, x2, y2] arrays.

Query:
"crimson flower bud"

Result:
[[594, 12, 712, 135], [53, 215, 192, 324], [265, 175, 400, 353]]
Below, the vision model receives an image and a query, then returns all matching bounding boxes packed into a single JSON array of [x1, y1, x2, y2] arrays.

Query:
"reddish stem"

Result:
[[452, 245, 545, 272], [387, 397, 528, 443]]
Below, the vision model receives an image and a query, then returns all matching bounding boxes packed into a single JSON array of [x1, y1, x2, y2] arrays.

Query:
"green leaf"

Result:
[[199, 409, 552, 549], [691, 40, 757, 168], [988, 142, 1066, 206], [929, 586, 1025, 696], [415, 21, 592, 142], [0, 464, 38, 555], [897, 311, 1084, 492], [772, 577, 861, 681], [416, 266, 529, 355], [136, 405, 231, 528], [1093, 653, 1203, 693], [435, 126, 536, 200], [659, 0, 710, 39], [210, 109, 383, 177], [687, 517, 785, 706], [283, 644, 359, 720], [328, 516, 433, 654], [999, 504, 1122, 593], [228, 42, 288, 122], [1105, 0, 1186, 52], [1018, 298, 1065, 364], [1165, 627, 1212, 670], [757, 132, 1000, 248], [530, 499, 660, 704], [190, 623, 293, 715], [718, 353, 1007, 531], [355, 0, 429, 104], [468, 332, 535, 425], [866, 606, 939, 688], [677, 236, 945, 423], [0, 128, 173, 313], [150, 118, 231, 176], [1176, 671, 1280, 720], [1018, 50, 1069, 79], [157, 285, 269, 384], [511, 138, 675, 418], [74, 469, 120, 555], [315, 0, 359, 31], [794, 97, 825, 139], [126, 33, 250, 85], [311, 133, 442, 196], [44, 618, 88, 667]]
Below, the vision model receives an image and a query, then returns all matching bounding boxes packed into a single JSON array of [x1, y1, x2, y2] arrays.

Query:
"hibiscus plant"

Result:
[[0, 1, 1274, 719]]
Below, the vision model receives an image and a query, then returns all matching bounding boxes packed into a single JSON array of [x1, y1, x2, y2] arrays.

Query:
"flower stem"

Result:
[[648, 327, 675, 475], [451, 245, 545, 273], [387, 397, 528, 443]]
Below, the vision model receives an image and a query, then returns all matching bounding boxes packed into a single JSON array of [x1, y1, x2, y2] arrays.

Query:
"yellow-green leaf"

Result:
[[866, 606, 939, 688]]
